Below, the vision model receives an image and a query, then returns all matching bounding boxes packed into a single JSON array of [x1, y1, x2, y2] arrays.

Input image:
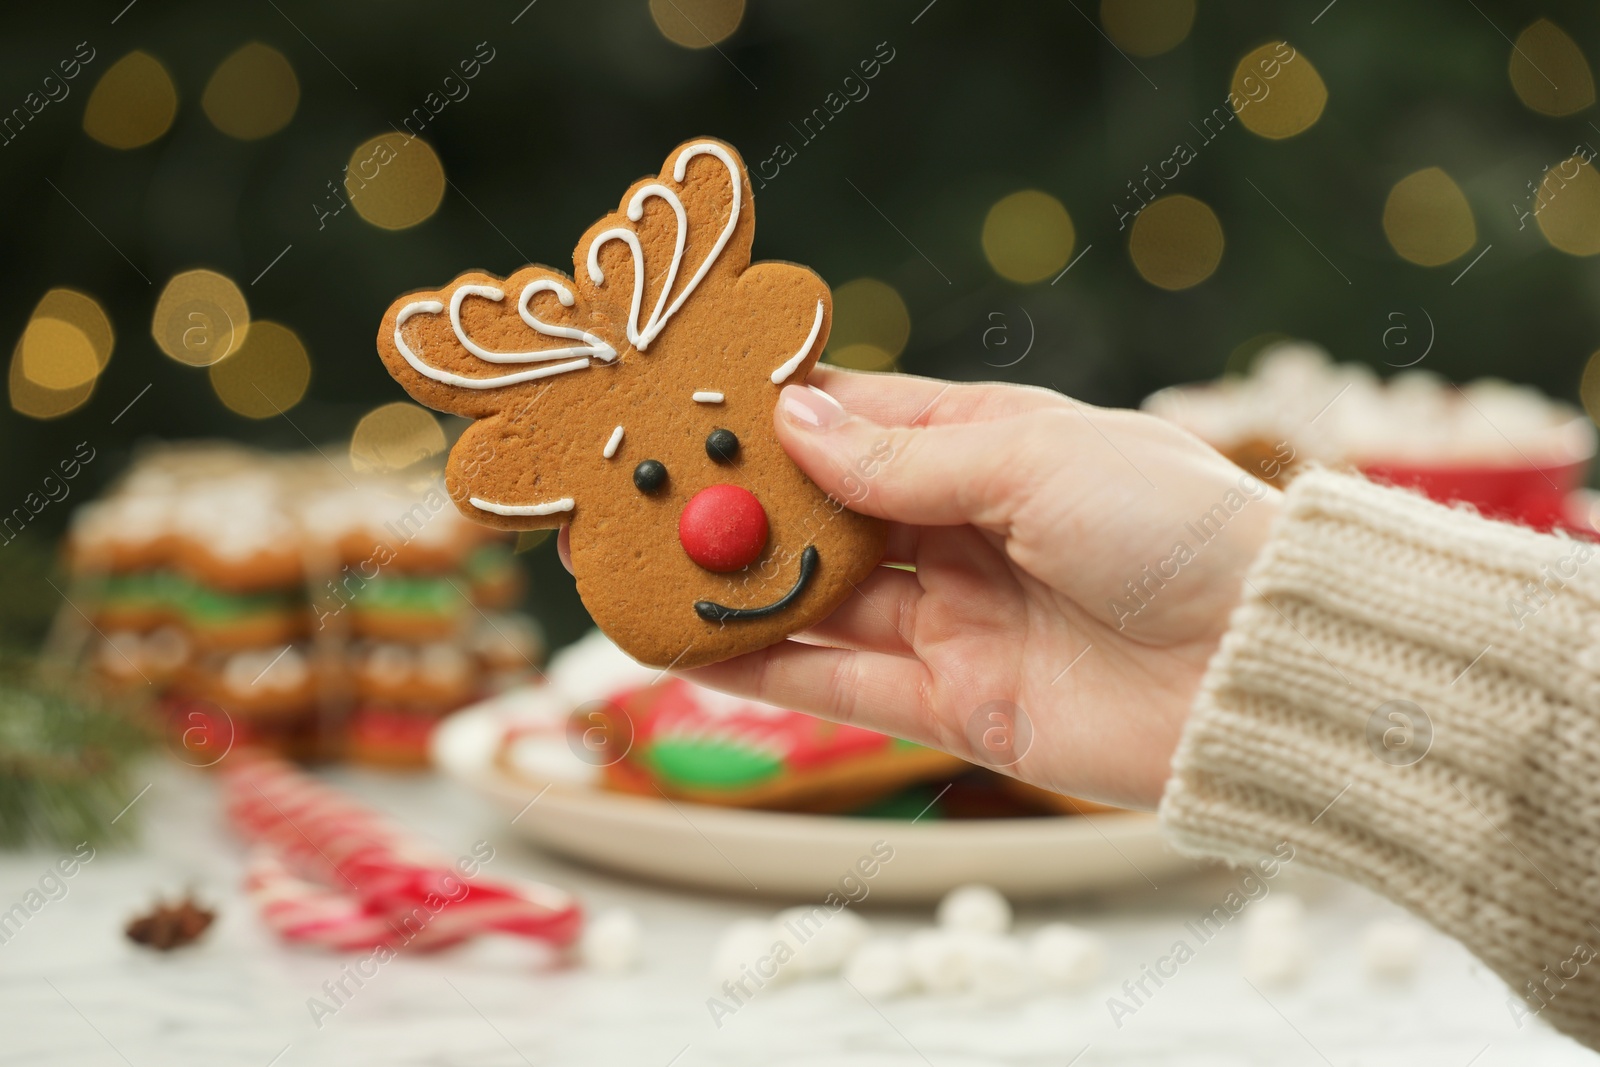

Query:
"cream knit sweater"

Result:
[[1161, 467, 1600, 1048]]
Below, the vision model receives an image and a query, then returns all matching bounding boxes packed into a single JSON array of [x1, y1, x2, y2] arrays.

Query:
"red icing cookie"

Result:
[[592, 677, 963, 813]]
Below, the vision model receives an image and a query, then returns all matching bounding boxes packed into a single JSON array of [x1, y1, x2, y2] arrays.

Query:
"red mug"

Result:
[[1357, 415, 1596, 534]]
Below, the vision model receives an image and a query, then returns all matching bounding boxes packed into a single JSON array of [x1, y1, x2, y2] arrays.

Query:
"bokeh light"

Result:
[[824, 278, 911, 371], [350, 402, 446, 473], [9, 338, 94, 420], [1509, 19, 1594, 118], [1382, 167, 1477, 267], [649, 0, 745, 48], [982, 191, 1076, 284], [1232, 42, 1326, 140], [346, 134, 446, 231], [21, 319, 98, 392], [1581, 349, 1600, 426], [208, 320, 310, 418], [202, 42, 299, 140], [21, 289, 113, 390], [153, 269, 251, 366], [83, 51, 178, 149], [1100, 0, 1195, 58], [1536, 154, 1600, 256], [1128, 194, 1224, 290]]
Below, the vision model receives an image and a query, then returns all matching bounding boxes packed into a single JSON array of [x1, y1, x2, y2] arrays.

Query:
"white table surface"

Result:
[[1, 761, 1593, 1066]]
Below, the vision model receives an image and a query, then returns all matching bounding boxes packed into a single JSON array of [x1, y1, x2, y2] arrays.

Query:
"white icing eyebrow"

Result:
[[469, 496, 574, 517], [602, 426, 624, 459], [770, 299, 826, 385], [692, 391, 724, 403]]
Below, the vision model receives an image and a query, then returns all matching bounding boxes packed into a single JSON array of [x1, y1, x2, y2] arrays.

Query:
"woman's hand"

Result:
[[679, 367, 1284, 810]]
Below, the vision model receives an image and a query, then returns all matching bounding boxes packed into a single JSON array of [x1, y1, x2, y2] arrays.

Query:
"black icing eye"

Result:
[[633, 459, 668, 494], [705, 428, 740, 464]]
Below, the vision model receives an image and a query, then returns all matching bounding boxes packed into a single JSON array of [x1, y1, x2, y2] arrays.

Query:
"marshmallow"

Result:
[[969, 935, 1033, 1004], [580, 908, 642, 974], [907, 928, 979, 994], [843, 939, 912, 1000], [710, 918, 787, 987], [1028, 922, 1106, 990], [1143, 342, 1595, 469], [1241, 894, 1308, 986], [1241, 930, 1308, 986], [772, 905, 869, 977], [936, 884, 1012, 936], [1360, 919, 1426, 981]]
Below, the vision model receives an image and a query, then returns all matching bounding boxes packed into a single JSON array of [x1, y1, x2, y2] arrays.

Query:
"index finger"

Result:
[[806, 366, 1068, 429]]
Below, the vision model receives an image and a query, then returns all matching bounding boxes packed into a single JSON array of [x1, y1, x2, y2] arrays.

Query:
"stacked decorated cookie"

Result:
[[65, 445, 543, 765], [295, 478, 539, 766]]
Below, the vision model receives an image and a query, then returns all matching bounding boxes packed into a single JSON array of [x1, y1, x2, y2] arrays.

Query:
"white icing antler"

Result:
[[586, 142, 741, 353], [394, 279, 617, 390]]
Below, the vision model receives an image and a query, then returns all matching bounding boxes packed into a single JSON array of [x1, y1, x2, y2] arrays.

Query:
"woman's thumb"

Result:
[[774, 383, 1037, 528]]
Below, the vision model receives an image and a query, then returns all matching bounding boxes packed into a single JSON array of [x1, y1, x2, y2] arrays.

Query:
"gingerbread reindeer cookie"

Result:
[[375, 138, 886, 668]]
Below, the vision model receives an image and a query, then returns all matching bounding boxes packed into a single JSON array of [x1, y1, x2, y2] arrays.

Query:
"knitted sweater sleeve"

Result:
[[1160, 467, 1600, 1047]]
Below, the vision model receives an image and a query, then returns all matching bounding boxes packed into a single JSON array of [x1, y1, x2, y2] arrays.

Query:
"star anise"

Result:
[[125, 894, 215, 951]]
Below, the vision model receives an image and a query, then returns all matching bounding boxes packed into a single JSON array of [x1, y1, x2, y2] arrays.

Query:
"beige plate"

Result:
[[434, 701, 1198, 903]]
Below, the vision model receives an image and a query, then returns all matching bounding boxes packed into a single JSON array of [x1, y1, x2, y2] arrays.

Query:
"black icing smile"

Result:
[[695, 546, 818, 623]]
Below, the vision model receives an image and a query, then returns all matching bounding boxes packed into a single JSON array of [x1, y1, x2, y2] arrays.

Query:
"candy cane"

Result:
[[245, 852, 401, 951], [225, 756, 581, 952]]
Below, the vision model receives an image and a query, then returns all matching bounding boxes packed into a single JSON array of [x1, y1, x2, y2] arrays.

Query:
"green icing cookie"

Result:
[[99, 572, 179, 608], [181, 584, 296, 624], [97, 572, 294, 623], [644, 739, 783, 790], [351, 575, 461, 617]]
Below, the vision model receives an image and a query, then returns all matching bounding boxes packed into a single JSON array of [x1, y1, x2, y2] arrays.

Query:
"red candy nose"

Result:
[[679, 484, 769, 572]]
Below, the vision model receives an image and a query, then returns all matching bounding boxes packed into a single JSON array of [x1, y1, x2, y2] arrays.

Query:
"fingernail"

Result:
[[779, 384, 845, 430]]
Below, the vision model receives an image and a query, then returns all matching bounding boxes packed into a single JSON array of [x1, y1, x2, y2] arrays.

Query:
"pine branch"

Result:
[[0, 657, 154, 849]]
